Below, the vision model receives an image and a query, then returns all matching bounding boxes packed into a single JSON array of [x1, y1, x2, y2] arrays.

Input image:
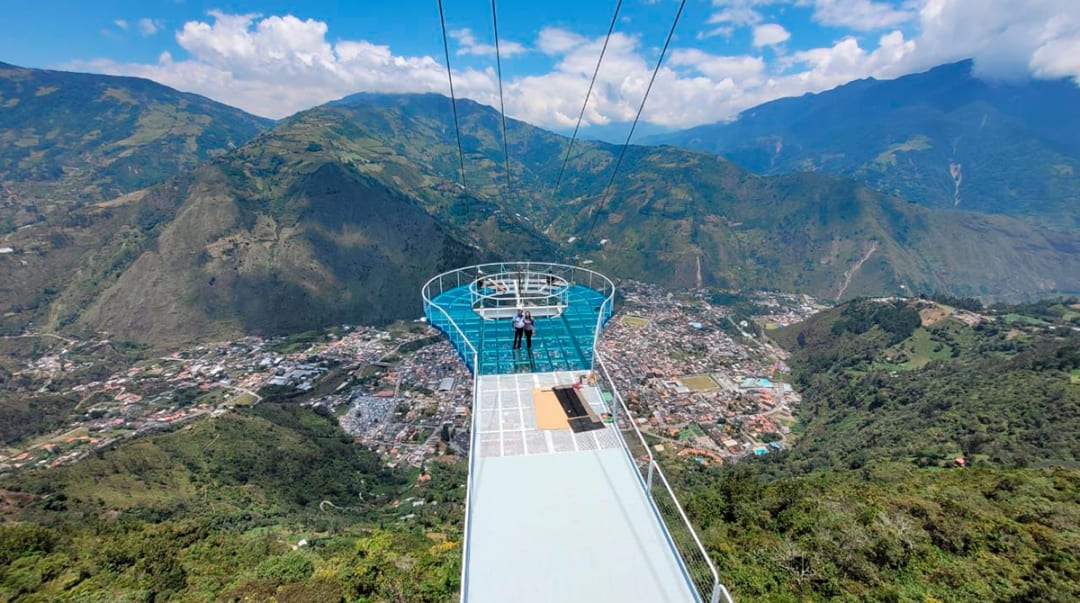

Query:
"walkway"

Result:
[[428, 283, 607, 375], [464, 372, 699, 602]]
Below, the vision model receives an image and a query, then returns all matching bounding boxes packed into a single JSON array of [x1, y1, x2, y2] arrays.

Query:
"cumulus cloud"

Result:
[[138, 18, 164, 37], [752, 23, 791, 47], [69, 3, 1080, 129], [914, 0, 1080, 82], [450, 28, 527, 57], [808, 0, 915, 31], [114, 19, 128, 31], [68, 11, 491, 120], [537, 27, 588, 56]]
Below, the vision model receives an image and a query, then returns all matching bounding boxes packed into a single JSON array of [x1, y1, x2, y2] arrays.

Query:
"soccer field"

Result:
[[680, 374, 719, 391]]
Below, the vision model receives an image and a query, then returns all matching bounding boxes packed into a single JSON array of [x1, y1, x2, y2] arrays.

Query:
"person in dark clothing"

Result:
[[523, 311, 535, 351], [512, 309, 525, 350]]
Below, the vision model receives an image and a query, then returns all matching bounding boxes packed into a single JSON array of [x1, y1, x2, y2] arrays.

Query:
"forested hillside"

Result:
[[646, 61, 1080, 226], [670, 297, 1080, 602], [0, 404, 464, 602]]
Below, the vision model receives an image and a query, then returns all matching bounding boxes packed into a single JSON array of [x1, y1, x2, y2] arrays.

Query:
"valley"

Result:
[[0, 30, 1078, 602]]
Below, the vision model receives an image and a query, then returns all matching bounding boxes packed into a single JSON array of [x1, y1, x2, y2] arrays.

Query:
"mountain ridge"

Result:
[[0, 60, 271, 230], [1, 66, 1077, 343], [645, 60, 1080, 224]]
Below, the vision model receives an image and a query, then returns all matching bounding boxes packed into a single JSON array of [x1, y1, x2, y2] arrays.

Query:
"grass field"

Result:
[[872, 324, 976, 371], [622, 315, 650, 327], [229, 392, 259, 406], [1072, 369, 1080, 385], [680, 374, 719, 391], [877, 327, 956, 370], [678, 423, 706, 442], [1002, 313, 1051, 326]]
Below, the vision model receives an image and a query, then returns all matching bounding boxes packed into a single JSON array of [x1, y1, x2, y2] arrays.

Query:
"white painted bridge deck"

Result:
[[463, 371, 699, 603]]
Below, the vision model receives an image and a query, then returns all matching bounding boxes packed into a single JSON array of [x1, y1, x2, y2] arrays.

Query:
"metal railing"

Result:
[[422, 262, 614, 603], [423, 294, 478, 602], [424, 264, 723, 602], [468, 270, 571, 315], [421, 262, 615, 374], [596, 353, 734, 603]]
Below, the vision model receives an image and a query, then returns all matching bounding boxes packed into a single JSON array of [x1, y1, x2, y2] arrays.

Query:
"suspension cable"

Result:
[[586, 0, 686, 236], [490, 0, 513, 203], [436, 0, 469, 218], [552, 0, 623, 201]]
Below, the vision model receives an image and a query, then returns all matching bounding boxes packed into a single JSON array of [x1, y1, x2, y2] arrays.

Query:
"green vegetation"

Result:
[[647, 60, 1080, 227], [677, 462, 1080, 603], [775, 299, 1080, 471], [622, 315, 650, 327], [5, 86, 1078, 344], [653, 297, 1080, 602], [0, 61, 269, 218], [0, 404, 464, 602]]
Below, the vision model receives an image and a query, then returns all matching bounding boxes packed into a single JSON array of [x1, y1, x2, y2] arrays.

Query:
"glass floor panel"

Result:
[[427, 284, 610, 375]]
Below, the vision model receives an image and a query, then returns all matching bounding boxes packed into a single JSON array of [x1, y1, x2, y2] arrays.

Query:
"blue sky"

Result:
[[1, 1, 1077, 130]]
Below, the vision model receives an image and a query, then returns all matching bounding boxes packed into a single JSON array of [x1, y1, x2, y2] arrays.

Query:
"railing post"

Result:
[[646, 460, 655, 491], [711, 584, 722, 603]]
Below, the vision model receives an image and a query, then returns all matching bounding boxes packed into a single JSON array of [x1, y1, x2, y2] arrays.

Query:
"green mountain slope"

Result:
[[667, 297, 1080, 602], [306, 94, 1080, 302], [681, 462, 1080, 602], [0, 61, 270, 229], [646, 61, 1080, 226], [0, 404, 463, 602], [63, 105, 556, 344], [772, 297, 1080, 472], [3, 88, 1078, 343]]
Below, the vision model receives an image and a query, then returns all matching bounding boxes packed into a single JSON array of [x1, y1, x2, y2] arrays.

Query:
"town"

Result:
[[0, 283, 821, 474]]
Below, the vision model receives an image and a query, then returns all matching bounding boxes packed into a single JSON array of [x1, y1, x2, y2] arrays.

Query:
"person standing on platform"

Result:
[[512, 309, 525, 350], [523, 311, 536, 351]]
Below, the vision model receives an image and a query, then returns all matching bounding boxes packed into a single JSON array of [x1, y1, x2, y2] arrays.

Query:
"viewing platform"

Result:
[[423, 263, 612, 375], [422, 263, 732, 603]]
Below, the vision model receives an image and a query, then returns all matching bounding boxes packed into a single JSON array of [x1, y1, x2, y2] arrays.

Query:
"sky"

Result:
[[1, 0, 1078, 132]]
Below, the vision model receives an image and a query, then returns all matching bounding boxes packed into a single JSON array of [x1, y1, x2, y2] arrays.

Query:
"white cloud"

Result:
[[698, 26, 735, 40], [450, 28, 527, 57], [913, 0, 1080, 82], [708, 7, 765, 28], [808, 0, 915, 31], [114, 19, 128, 30], [68, 3, 1080, 130], [752, 23, 792, 47], [68, 12, 487, 120], [669, 50, 766, 81], [537, 27, 588, 56], [137, 18, 164, 37]]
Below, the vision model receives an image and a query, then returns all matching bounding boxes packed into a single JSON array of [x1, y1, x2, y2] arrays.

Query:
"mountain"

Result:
[[0, 61, 271, 230], [645, 61, 1080, 226], [550, 120, 676, 145], [673, 297, 1080, 602], [16, 97, 557, 344], [0, 403, 463, 602], [2, 86, 1078, 344], [309, 94, 1080, 303], [771, 297, 1080, 471]]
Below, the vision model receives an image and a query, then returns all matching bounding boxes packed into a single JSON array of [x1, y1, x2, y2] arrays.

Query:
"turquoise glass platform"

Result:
[[427, 283, 611, 375]]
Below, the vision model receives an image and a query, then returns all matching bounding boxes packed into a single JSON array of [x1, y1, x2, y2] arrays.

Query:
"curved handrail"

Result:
[[422, 261, 615, 312], [422, 261, 615, 373], [422, 263, 628, 602], [596, 352, 733, 603]]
